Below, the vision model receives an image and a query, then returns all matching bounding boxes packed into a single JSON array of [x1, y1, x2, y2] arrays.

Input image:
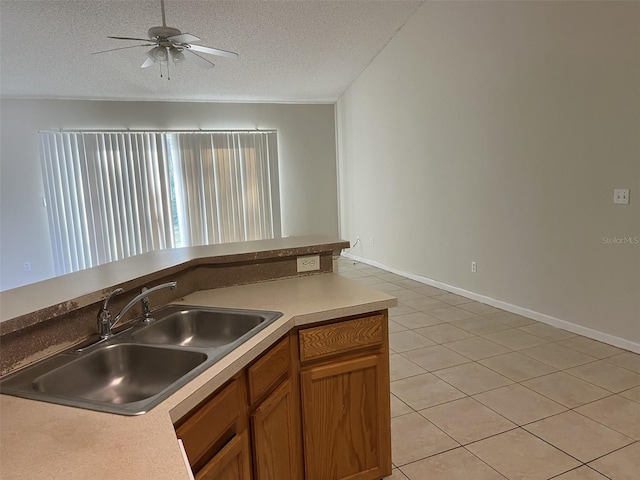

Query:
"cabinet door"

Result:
[[177, 377, 246, 473], [196, 432, 252, 480], [251, 379, 301, 480], [300, 354, 391, 480]]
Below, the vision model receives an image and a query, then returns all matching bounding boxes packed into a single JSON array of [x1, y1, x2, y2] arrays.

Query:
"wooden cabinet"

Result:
[[248, 335, 302, 480], [251, 379, 300, 480], [196, 432, 252, 480], [176, 375, 251, 479], [175, 311, 390, 480], [298, 314, 384, 362], [248, 336, 292, 406], [299, 314, 391, 480]]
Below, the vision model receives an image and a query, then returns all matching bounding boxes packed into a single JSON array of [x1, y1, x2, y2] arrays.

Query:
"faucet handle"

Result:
[[97, 288, 124, 338], [141, 287, 152, 321]]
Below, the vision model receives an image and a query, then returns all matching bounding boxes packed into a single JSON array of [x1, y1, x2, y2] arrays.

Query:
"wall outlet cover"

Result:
[[297, 255, 320, 273], [614, 188, 630, 205]]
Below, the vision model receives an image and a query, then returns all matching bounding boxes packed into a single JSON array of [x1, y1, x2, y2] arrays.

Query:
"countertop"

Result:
[[0, 273, 396, 480], [0, 234, 348, 325]]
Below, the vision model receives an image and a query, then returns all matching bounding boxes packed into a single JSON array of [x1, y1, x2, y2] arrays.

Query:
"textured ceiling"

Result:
[[0, 0, 422, 102]]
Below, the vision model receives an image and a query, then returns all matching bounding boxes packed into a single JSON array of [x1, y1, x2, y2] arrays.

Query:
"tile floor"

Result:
[[337, 257, 640, 480]]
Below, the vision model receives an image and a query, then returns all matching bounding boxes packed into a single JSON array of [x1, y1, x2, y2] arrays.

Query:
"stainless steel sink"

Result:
[[0, 305, 282, 415], [132, 305, 277, 348], [33, 344, 207, 404]]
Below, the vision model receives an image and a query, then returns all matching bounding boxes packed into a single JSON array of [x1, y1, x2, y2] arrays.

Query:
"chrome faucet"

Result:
[[97, 281, 178, 339]]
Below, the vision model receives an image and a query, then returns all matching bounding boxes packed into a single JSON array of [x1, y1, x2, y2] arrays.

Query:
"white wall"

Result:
[[0, 100, 338, 290], [337, 2, 640, 345]]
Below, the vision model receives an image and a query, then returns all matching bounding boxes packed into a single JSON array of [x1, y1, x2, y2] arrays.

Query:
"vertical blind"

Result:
[[39, 130, 280, 276]]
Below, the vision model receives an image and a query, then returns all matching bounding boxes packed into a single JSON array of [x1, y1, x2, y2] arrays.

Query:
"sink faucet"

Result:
[[97, 281, 178, 339]]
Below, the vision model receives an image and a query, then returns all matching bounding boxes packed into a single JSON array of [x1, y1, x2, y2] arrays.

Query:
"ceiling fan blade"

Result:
[[187, 44, 239, 59], [108, 36, 153, 42], [141, 57, 156, 69], [92, 44, 155, 55], [168, 33, 200, 44], [183, 49, 215, 69]]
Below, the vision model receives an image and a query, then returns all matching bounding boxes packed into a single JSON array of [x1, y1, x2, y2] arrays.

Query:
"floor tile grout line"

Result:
[[389, 389, 468, 412], [560, 364, 640, 395], [521, 409, 636, 449], [571, 355, 640, 374], [552, 341, 626, 360], [390, 392, 414, 415], [436, 339, 520, 363], [465, 426, 589, 478], [393, 363, 516, 403], [397, 349, 475, 372], [520, 421, 636, 469], [481, 379, 640, 441], [442, 358, 556, 383], [547, 464, 614, 480], [471, 354, 561, 383], [338, 264, 640, 479], [568, 394, 640, 440], [396, 444, 510, 479], [415, 404, 520, 446], [429, 367, 514, 397], [392, 444, 461, 470], [509, 372, 602, 409], [457, 445, 511, 480], [583, 440, 639, 466], [469, 393, 570, 430], [618, 384, 640, 400], [391, 343, 602, 408], [390, 313, 639, 413], [514, 348, 599, 370], [525, 368, 636, 402]]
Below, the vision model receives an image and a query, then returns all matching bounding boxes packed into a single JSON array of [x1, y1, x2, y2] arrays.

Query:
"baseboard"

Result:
[[342, 253, 640, 354]]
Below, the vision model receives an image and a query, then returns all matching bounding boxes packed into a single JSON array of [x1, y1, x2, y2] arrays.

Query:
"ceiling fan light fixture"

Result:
[[148, 46, 168, 62], [169, 47, 185, 64]]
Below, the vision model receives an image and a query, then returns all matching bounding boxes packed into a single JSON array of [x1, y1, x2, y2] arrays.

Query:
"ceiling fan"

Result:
[[93, 0, 238, 73]]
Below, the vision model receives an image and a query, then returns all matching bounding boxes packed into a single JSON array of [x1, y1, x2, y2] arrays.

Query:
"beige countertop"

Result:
[[0, 234, 347, 324], [0, 273, 396, 480]]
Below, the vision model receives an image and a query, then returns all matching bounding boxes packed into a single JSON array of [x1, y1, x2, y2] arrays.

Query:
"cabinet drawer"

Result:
[[176, 378, 245, 472], [298, 313, 384, 362], [248, 336, 291, 406]]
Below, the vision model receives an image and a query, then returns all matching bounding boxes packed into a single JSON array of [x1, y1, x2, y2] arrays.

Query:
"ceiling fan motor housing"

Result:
[[148, 26, 181, 41]]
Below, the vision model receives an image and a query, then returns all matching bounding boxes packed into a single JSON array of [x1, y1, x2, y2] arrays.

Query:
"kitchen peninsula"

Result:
[[0, 235, 396, 479]]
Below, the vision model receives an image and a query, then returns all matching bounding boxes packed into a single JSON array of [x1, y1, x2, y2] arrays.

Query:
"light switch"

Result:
[[614, 189, 630, 205]]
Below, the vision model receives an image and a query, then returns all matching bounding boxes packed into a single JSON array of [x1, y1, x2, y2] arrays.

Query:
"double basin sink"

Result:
[[0, 305, 283, 415]]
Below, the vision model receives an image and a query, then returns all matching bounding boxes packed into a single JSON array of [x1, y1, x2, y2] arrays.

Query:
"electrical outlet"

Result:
[[23, 262, 31, 271], [370, 236, 375, 247], [614, 188, 630, 205], [297, 255, 320, 273], [471, 261, 477, 273]]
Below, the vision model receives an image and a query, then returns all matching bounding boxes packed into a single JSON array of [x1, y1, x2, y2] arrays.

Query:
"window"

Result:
[[39, 130, 280, 276]]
